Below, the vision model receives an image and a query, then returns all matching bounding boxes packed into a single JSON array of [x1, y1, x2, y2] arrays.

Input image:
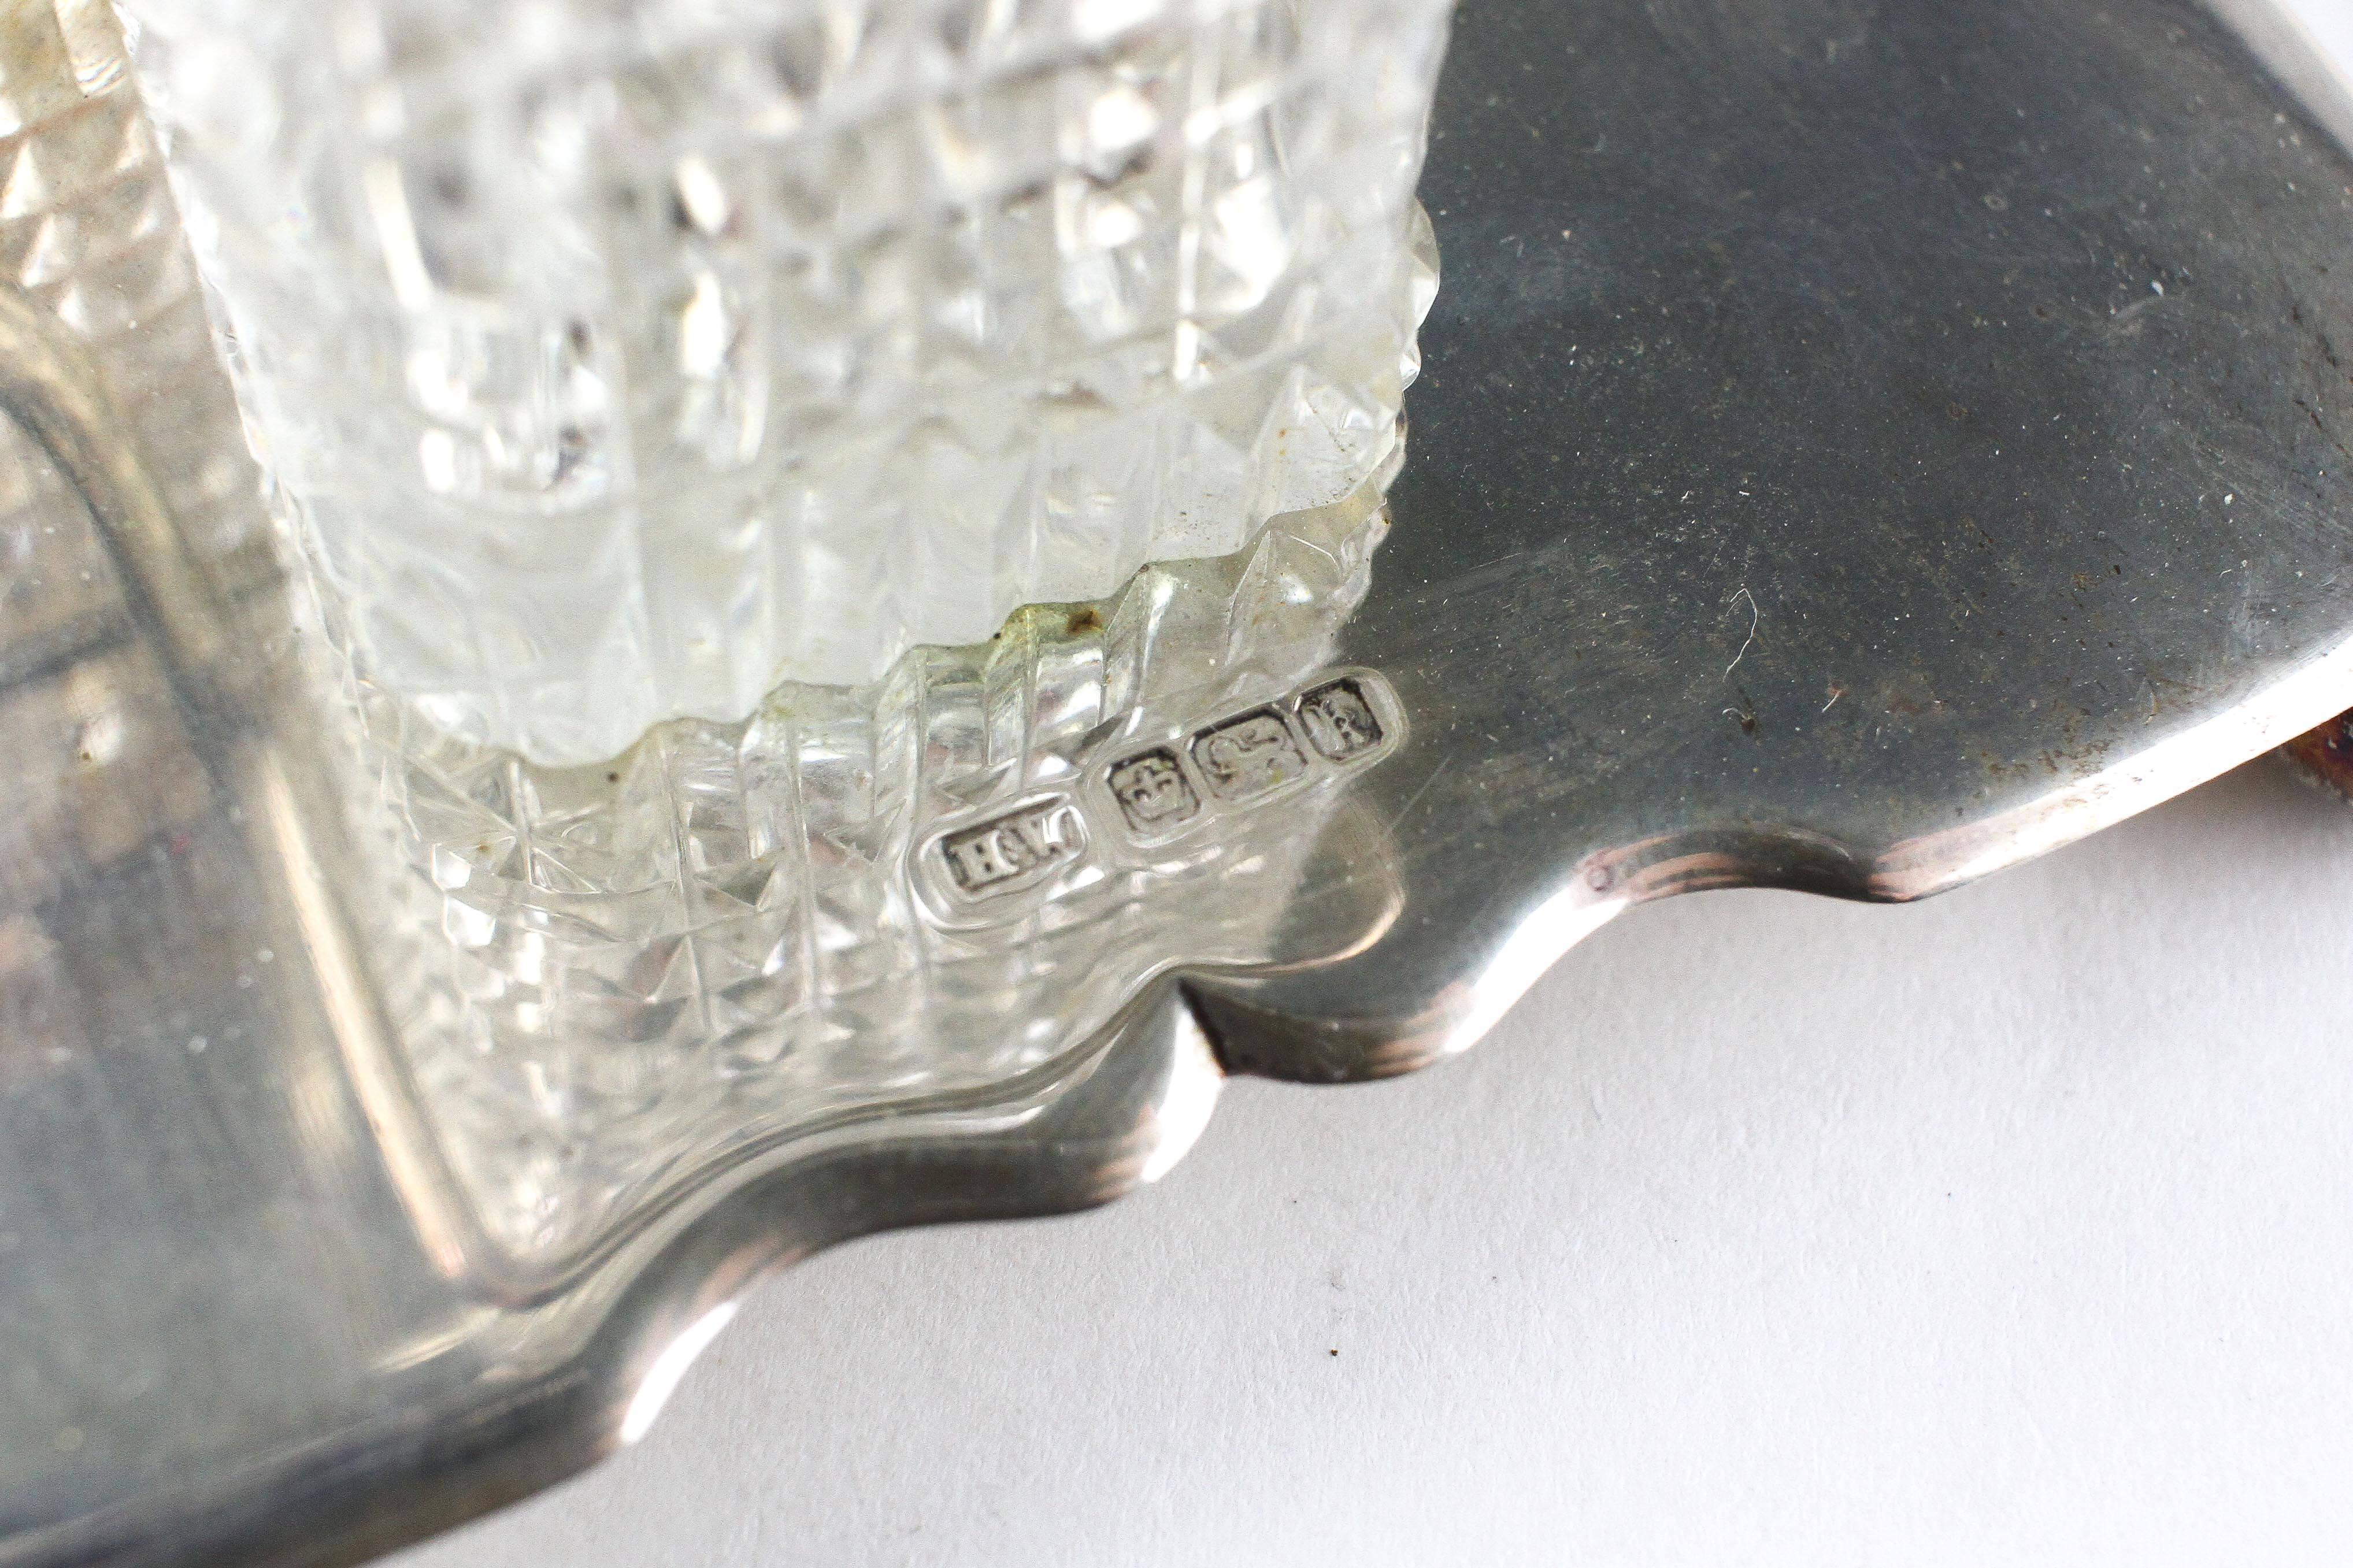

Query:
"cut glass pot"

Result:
[[123, 0, 1451, 763], [109, 0, 1450, 1261]]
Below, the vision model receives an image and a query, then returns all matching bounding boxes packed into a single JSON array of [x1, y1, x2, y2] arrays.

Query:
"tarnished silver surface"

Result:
[[6, 0, 2353, 1563]]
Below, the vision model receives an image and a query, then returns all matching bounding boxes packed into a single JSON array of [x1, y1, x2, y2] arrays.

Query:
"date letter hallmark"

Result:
[[938, 799, 1084, 899], [1298, 677, 1384, 761]]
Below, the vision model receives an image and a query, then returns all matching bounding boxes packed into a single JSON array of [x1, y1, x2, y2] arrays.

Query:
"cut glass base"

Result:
[[340, 454, 1403, 1260]]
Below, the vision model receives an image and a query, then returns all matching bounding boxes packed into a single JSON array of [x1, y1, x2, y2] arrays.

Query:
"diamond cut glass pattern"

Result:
[[123, 0, 1452, 764], [357, 476, 1403, 1259]]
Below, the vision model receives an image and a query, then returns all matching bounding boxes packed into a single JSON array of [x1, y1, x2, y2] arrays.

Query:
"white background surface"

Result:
[[407, 6, 2353, 1564], [2283, 0, 2353, 75]]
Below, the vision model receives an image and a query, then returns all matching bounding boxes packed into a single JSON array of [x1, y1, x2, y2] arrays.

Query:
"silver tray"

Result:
[[5, 1, 2353, 1562]]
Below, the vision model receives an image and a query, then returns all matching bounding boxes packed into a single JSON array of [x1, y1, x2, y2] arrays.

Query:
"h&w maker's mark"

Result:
[[938, 799, 1084, 899]]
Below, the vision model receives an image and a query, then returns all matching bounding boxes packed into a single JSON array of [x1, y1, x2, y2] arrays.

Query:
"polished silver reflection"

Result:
[[8, 2, 2353, 1566]]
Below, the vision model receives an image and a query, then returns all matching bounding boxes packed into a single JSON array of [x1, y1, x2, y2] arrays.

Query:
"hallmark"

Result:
[[1298, 677, 1384, 761], [1190, 708, 1310, 803], [938, 799, 1084, 899], [1095, 669, 1402, 847], [1106, 748, 1201, 834]]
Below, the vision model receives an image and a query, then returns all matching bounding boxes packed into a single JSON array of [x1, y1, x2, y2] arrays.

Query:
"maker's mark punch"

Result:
[[938, 800, 1085, 899]]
